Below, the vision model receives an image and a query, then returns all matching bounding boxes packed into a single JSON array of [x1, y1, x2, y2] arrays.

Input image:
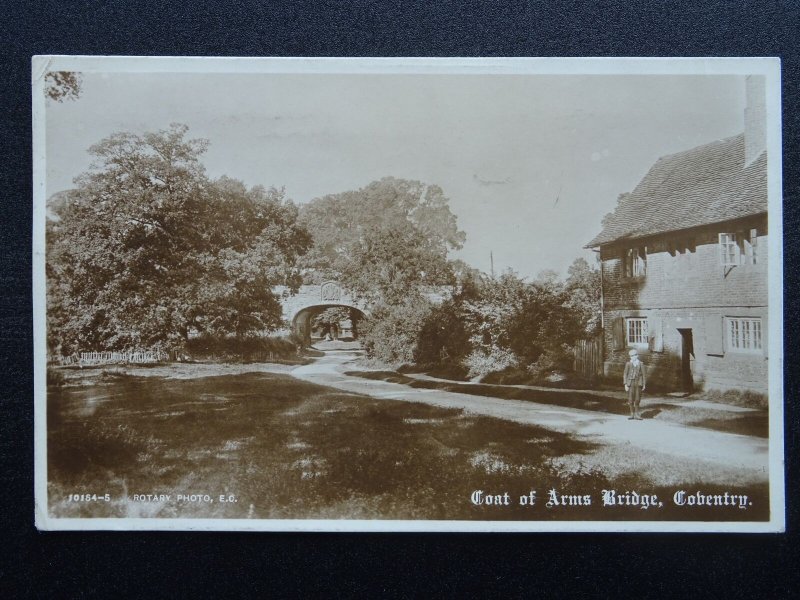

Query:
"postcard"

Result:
[[33, 56, 784, 532]]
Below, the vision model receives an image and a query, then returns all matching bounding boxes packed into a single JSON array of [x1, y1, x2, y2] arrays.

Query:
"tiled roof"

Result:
[[585, 134, 767, 248]]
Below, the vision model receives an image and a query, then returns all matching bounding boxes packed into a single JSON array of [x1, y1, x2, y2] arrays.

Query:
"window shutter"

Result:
[[762, 313, 768, 358], [641, 246, 648, 277], [612, 317, 625, 350], [704, 314, 724, 355], [648, 316, 663, 352]]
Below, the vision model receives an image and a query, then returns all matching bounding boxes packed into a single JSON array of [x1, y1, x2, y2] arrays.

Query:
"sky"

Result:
[[46, 71, 747, 279]]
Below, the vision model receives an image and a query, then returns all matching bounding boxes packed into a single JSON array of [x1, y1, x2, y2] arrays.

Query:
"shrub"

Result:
[[462, 347, 518, 381], [481, 366, 530, 385], [454, 270, 587, 381], [185, 334, 298, 362], [360, 299, 433, 366], [414, 300, 472, 368], [525, 344, 575, 381], [499, 284, 584, 369]]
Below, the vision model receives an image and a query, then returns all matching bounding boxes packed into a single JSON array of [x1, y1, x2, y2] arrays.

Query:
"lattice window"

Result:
[[626, 317, 648, 346], [624, 247, 647, 277], [719, 233, 740, 267], [727, 317, 762, 353]]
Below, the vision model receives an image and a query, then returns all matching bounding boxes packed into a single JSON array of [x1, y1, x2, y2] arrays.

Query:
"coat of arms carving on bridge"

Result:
[[320, 282, 342, 302]]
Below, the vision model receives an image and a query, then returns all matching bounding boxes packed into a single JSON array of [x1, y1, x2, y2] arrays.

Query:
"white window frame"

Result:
[[625, 317, 648, 347], [726, 317, 763, 354], [743, 228, 758, 265], [624, 246, 647, 278], [719, 232, 740, 266]]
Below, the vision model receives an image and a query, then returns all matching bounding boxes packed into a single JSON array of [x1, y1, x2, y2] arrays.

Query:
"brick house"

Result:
[[585, 77, 768, 393]]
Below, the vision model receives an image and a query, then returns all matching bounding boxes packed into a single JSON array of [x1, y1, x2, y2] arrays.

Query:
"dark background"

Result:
[[2, 1, 798, 597]]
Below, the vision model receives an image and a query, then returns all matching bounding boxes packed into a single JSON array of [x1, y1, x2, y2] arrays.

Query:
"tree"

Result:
[[415, 296, 472, 371], [451, 270, 527, 379], [339, 221, 454, 305], [299, 177, 465, 301], [312, 306, 352, 339], [47, 124, 310, 354], [565, 257, 602, 335], [45, 71, 82, 103], [359, 298, 434, 365], [461, 270, 528, 349], [500, 280, 585, 373], [413, 267, 591, 381], [298, 177, 466, 361]]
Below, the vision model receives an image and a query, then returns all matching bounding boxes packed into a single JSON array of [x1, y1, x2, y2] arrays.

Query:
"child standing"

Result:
[[623, 348, 647, 420]]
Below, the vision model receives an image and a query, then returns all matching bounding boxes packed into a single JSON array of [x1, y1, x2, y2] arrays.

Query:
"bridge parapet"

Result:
[[274, 282, 451, 343], [273, 282, 369, 343], [275, 281, 368, 323]]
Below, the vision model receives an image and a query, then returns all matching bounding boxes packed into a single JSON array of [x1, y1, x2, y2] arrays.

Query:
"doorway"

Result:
[[677, 328, 694, 393]]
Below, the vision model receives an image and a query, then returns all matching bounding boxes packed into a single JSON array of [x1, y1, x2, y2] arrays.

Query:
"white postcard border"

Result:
[[32, 56, 785, 533]]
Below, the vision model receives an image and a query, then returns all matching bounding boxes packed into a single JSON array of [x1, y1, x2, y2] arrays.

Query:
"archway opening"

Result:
[[292, 304, 367, 346]]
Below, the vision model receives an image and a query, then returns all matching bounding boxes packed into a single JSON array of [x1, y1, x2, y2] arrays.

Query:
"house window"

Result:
[[720, 229, 759, 266], [626, 317, 648, 346], [726, 317, 762, 353], [744, 229, 758, 265], [719, 233, 739, 266], [624, 247, 647, 277]]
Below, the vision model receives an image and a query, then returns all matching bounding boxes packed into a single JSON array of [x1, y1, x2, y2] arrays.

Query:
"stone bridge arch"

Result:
[[276, 281, 369, 345]]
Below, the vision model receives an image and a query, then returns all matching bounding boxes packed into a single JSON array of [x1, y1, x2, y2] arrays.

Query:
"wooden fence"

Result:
[[573, 335, 604, 381], [74, 350, 169, 365], [241, 350, 278, 362]]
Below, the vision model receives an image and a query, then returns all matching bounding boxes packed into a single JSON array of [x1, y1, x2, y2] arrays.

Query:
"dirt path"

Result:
[[403, 372, 760, 413], [291, 349, 770, 479]]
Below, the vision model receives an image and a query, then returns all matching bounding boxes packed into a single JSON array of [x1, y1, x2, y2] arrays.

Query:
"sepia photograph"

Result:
[[32, 57, 784, 532]]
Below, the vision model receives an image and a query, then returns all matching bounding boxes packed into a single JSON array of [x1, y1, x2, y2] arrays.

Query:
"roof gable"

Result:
[[586, 134, 767, 248]]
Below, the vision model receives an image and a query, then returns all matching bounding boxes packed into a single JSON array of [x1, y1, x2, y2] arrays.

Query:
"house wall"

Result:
[[599, 216, 768, 392]]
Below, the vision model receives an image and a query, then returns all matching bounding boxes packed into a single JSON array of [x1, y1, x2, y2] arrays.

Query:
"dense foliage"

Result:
[[299, 177, 465, 304], [381, 260, 601, 381], [359, 299, 434, 366], [300, 177, 466, 361], [47, 123, 599, 375], [312, 306, 354, 339], [47, 124, 311, 354]]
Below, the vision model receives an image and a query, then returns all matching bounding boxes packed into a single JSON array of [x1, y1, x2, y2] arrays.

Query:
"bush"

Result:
[[524, 345, 575, 381], [360, 299, 433, 366], [185, 334, 298, 362], [499, 285, 584, 369], [462, 347, 518, 381], [481, 366, 530, 385], [414, 300, 472, 369]]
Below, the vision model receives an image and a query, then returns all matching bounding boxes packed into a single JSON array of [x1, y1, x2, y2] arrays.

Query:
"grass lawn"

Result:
[[47, 367, 768, 521]]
